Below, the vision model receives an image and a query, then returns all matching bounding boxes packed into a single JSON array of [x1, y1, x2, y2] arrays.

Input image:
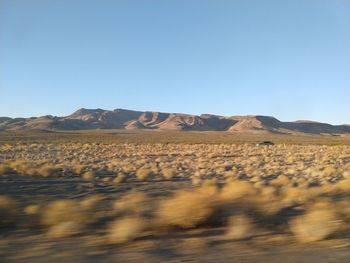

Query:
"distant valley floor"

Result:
[[0, 130, 349, 145]]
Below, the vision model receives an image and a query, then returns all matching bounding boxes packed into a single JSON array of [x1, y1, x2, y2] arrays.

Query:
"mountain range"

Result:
[[1, 108, 349, 135]]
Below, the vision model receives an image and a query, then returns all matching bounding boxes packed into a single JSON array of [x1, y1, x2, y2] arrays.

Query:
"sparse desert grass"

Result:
[[155, 188, 218, 229], [220, 180, 257, 202], [1, 141, 350, 246], [40, 199, 98, 238], [289, 200, 344, 242], [36, 163, 60, 177], [113, 191, 151, 216], [0, 160, 60, 177]]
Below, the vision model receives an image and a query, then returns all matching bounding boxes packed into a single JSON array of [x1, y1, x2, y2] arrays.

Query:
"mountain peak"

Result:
[[70, 108, 105, 117]]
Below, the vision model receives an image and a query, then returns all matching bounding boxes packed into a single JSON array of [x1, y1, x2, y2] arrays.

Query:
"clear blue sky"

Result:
[[1, 0, 349, 124]]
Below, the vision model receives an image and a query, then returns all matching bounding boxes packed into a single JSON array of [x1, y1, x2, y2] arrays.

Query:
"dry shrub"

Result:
[[107, 217, 147, 244], [149, 164, 159, 175], [322, 167, 338, 177], [226, 215, 255, 240], [113, 191, 150, 216], [5, 160, 59, 177], [270, 175, 290, 187], [155, 189, 217, 229], [122, 164, 135, 174], [8, 160, 30, 174], [36, 164, 60, 177], [253, 181, 265, 189], [3, 143, 350, 243], [0, 164, 13, 175], [24, 204, 42, 226], [71, 164, 86, 175], [0, 196, 18, 227], [113, 173, 126, 184], [102, 176, 112, 183], [136, 167, 152, 181], [220, 180, 257, 202], [8, 160, 42, 176], [289, 201, 344, 242], [82, 171, 95, 181], [259, 186, 278, 197], [41, 200, 85, 226], [281, 186, 320, 206], [161, 167, 177, 179], [224, 169, 238, 179], [41, 199, 96, 237], [329, 179, 350, 193], [24, 204, 41, 215]]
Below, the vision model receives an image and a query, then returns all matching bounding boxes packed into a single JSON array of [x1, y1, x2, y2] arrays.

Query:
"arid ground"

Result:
[[1, 130, 350, 262]]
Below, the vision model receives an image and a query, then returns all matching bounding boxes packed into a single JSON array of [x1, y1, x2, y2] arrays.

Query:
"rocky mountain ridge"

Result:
[[1, 108, 349, 135]]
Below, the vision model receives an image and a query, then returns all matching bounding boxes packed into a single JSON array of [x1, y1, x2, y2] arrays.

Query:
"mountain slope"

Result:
[[1, 108, 349, 135]]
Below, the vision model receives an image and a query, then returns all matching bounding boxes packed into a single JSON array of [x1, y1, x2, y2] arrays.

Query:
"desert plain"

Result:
[[1, 130, 350, 262]]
